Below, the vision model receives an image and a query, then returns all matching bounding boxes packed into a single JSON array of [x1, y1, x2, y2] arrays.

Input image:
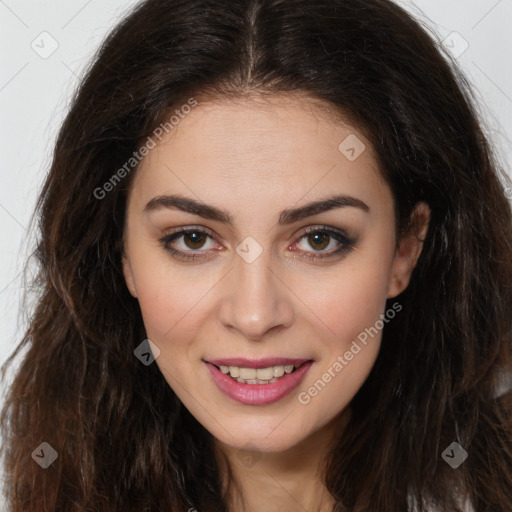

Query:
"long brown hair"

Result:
[[1, 0, 512, 510]]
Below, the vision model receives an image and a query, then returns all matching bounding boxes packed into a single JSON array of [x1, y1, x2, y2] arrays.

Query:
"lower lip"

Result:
[[205, 361, 313, 405]]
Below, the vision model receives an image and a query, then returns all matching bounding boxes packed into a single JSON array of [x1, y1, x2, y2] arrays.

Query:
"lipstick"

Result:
[[204, 358, 313, 405]]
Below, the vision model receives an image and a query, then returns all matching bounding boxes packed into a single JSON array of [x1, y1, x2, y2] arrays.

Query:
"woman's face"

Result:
[[122, 94, 426, 453]]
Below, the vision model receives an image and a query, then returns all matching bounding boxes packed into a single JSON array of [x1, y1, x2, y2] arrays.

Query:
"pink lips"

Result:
[[204, 358, 313, 405]]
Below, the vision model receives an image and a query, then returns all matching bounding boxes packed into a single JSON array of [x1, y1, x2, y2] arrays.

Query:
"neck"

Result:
[[213, 408, 351, 512]]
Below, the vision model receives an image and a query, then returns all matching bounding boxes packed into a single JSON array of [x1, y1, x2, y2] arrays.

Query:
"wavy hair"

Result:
[[1, 0, 512, 510]]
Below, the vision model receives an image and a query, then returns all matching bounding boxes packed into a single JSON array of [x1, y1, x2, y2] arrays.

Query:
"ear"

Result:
[[387, 201, 430, 298], [122, 252, 138, 298]]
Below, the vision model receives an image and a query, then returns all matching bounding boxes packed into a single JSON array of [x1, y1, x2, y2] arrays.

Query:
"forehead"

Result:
[[128, 94, 391, 218]]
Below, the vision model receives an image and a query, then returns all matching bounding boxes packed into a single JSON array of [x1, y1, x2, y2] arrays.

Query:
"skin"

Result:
[[122, 93, 430, 512]]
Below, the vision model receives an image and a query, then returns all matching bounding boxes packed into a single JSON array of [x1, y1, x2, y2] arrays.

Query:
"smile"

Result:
[[216, 363, 300, 384], [204, 359, 314, 405]]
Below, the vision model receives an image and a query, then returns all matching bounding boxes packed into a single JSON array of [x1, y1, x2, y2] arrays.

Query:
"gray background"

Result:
[[0, 0, 511, 397]]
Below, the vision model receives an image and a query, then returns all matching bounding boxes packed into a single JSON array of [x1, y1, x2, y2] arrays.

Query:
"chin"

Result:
[[213, 424, 310, 454]]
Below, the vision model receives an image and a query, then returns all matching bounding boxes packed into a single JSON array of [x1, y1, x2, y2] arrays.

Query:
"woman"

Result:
[[1, 0, 511, 511]]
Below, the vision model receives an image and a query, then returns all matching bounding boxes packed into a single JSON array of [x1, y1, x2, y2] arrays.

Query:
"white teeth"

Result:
[[239, 367, 257, 380], [256, 367, 274, 380], [217, 363, 305, 384], [273, 366, 285, 378]]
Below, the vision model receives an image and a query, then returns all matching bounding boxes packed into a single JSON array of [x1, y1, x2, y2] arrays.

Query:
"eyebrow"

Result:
[[144, 193, 370, 225]]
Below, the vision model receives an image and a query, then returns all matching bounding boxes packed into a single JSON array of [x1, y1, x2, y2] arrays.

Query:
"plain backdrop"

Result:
[[0, 0, 511, 400]]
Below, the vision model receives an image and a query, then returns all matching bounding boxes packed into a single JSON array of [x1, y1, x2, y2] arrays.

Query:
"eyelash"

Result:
[[158, 225, 356, 262]]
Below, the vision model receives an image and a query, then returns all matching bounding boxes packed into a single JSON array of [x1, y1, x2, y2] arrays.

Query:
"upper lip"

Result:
[[205, 357, 313, 369]]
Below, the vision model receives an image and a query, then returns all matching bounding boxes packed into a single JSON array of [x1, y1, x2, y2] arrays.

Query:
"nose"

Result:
[[217, 243, 295, 341]]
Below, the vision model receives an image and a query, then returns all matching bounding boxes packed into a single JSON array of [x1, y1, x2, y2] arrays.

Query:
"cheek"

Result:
[[130, 244, 221, 356], [135, 271, 203, 342], [300, 251, 394, 346], [297, 261, 393, 414]]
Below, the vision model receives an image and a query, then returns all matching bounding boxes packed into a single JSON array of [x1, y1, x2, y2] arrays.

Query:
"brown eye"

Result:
[[159, 225, 356, 263], [182, 231, 208, 250], [292, 227, 357, 261], [159, 227, 218, 261], [306, 232, 330, 251]]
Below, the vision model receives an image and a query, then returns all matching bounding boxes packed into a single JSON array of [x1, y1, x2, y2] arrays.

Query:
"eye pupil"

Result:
[[308, 232, 329, 250], [185, 231, 206, 249]]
